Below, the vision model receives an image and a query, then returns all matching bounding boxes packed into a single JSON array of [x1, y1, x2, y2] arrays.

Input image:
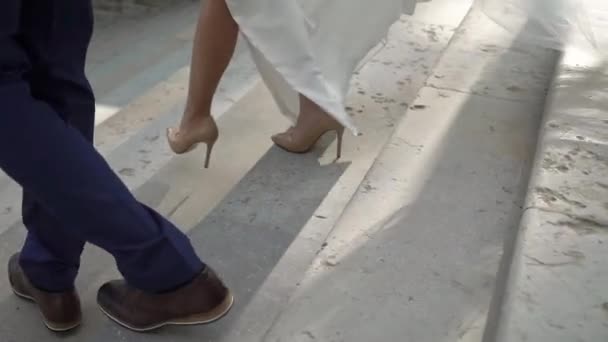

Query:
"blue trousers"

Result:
[[0, 0, 204, 292]]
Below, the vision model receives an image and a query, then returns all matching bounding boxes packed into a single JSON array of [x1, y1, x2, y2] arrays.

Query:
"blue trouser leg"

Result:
[[1, 0, 204, 293], [18, 0, 94, 292]]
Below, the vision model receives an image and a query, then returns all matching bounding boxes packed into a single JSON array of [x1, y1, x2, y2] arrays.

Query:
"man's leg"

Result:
[[17, 0, 93, 292], [0, 1, 204, 293]]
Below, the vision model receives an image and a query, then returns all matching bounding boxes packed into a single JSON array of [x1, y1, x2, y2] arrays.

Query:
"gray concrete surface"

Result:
[[493, 49, 608, 341]]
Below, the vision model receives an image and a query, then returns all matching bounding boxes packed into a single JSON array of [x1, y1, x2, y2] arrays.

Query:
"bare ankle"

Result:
[[180, 110, 211, 130]]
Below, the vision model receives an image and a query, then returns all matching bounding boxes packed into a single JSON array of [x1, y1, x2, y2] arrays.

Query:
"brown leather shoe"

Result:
[[97, 268, 234, 332], [8, 253, 82, 332]]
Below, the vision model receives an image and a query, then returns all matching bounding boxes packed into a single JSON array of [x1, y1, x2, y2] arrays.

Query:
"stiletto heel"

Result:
[[336, 127, 345, 159], [204, 141, 215, 169], [166, 116, 219, 167]]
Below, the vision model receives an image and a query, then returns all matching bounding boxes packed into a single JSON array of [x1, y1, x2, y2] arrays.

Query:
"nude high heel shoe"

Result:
[[166, 116, 219, 168], [271, 117, 345, 159]]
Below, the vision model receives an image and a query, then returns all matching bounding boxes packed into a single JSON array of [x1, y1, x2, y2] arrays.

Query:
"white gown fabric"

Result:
[[480, 0, 608, 55], [226, 0, 419, 135]]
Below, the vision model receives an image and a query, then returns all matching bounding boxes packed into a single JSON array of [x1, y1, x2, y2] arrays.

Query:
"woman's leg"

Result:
[[181, 0, 239, 128], [167, 0, 239, 165]]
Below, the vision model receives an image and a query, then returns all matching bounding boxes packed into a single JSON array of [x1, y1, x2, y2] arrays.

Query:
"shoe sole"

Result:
[[12, 288, 81, 332], [98, 291, 235, 332]]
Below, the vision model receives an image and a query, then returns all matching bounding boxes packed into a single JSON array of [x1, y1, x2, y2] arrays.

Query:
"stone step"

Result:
[[492, 38, 608, 342]]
